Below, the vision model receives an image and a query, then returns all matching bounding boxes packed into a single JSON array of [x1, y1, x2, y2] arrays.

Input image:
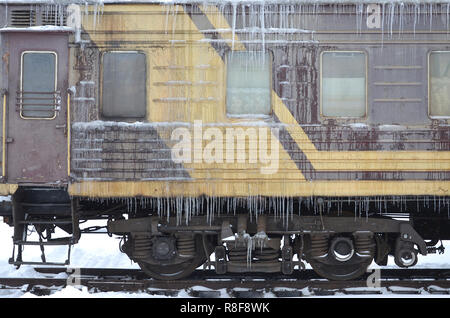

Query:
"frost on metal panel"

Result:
[[0, 25, 74, 31]]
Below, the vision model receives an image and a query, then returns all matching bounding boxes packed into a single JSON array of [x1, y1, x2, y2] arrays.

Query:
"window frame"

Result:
[[224, 50, 273, 119], [319, 50, 368, 120], [19, 50, 58, 120], [428, 50, 450, 119], [100, 50, 147, 120]]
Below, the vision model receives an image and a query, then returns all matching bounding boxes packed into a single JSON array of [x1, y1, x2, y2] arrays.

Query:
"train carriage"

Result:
[[0, 0, 449, 280]]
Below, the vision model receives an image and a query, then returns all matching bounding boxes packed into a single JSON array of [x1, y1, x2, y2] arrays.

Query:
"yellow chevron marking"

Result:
[[274, 99, 450, 170], [309, 151, 450, 171], [195, 5, 306, 178], [198, 5, 247, 51], [198, 5, 319, 165], [205, 7, 450, 172], [169, 5, 306, 181], [271, 91, 319, 169]]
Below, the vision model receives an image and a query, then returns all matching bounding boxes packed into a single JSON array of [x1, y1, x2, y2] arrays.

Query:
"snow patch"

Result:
[[0, 26, 74, 32]]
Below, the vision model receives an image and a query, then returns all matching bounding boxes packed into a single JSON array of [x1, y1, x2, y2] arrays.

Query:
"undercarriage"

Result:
[[1, 186, 449, 281], [109, 213, 430, 280]]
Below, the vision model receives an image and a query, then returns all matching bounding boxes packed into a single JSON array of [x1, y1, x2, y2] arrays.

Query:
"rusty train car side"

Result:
[[0, 1, 449, 280]]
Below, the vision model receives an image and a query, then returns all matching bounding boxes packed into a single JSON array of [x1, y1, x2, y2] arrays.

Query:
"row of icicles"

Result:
[[86, 195, 450, 226], [6, 2, 450, 37]]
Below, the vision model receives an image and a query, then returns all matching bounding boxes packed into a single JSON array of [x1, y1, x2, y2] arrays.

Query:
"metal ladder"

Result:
[[9, 187, 80, 267]]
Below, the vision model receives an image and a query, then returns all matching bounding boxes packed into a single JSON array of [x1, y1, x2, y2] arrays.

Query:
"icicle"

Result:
[[231, 3, 237, 51], [298, 197, 302, 216], [399, 3, 404, 37], [430, 3, 433, 31], [447, 198, 449, 219], [260, 3, 265, 53], [166, 197, 170, 222], [355, 3, 363, 35], [241, 3, 246, 32], [446, 3, 450, 33]]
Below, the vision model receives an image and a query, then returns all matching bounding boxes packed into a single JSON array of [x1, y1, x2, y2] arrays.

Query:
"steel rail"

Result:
[[0, 268, 449, 297]]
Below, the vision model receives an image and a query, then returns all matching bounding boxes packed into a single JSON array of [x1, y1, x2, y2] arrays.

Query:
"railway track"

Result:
[[1, 268, 450, 297]]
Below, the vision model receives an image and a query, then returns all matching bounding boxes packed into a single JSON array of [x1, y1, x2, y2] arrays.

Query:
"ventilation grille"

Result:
[[42, 9, 67, 26], [11, 10, 36, 27]]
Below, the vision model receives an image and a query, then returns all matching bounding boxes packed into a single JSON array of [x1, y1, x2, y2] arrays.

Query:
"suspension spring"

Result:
[[309, 233, 329, 258], [176, 235, 196, 258], [228, 247, 248, 262], [253, 248, 279, 261], [228, 246, 279, 262], [132, 235, 152, 259], [354, 234, 375, 258]]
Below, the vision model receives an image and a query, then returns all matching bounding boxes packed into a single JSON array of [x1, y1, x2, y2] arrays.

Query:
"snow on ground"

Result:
[[0, 218, 138, 276], [0, 214, 450, 297]]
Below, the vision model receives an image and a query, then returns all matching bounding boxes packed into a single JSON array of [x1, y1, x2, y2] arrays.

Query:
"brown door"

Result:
[[6, 32, 69, 184]]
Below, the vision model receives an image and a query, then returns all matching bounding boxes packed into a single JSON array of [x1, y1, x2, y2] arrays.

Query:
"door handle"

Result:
[[56, 124, 67, 136]]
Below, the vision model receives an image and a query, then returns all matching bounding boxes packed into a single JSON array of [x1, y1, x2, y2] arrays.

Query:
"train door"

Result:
[[5, 31, 69, 184]]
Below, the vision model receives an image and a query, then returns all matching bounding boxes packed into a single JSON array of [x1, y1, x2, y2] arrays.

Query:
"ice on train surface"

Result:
[[0, 0, 448, 283]]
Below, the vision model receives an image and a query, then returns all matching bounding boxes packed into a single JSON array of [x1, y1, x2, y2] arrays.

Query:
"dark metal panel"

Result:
[[272, 46, 319, 124], [368, 45, 429, 125], [5, 32, 69, 184]]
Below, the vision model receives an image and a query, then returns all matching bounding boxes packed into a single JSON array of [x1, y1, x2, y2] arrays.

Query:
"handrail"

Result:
[[67, 92, 71, 177], [2, 90, 7, 178]]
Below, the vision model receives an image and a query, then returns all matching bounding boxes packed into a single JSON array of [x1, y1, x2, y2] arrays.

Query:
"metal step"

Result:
[[8, 260, 70, 266], [18, 219, 73, 225], [10, 187, 77, 267], [9, 238, 73, 267], [21, 202, 71, 216], [18, 187, 70, 204], [14, 238, 73, 246]]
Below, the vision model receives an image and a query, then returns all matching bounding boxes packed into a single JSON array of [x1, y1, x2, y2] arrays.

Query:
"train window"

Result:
[[101, 51, 146, 118], [320, 51, 366, 118], [429, 51, 450, 117], [20, 51, 58, 119], [226, 51, 271, 116]]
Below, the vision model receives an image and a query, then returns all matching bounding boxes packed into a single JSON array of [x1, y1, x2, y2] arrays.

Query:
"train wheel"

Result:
[[307, 256, 372, 281], [137, 235, 213, 280], [138, 258, 205, 280], [304, 234, 374, 281]]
